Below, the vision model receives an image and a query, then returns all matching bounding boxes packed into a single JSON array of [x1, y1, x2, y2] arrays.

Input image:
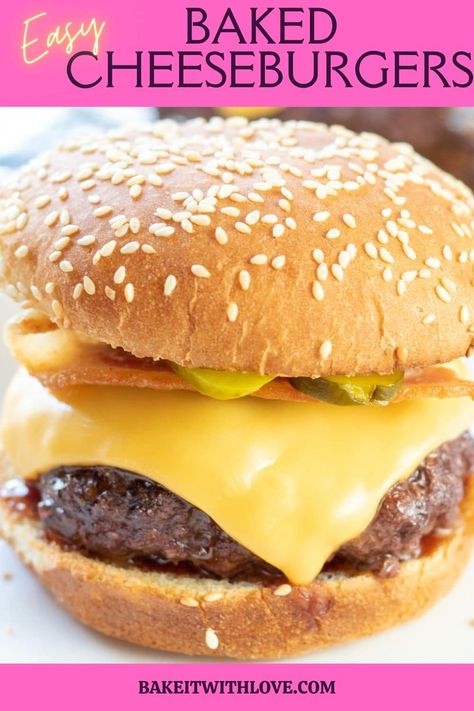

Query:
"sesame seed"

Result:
[[261, 214, 278, 225], [14, 245, 28, 259], [83, 276, 96, 295], [397, 280, 406, 296], [227, 302, 239, 322], [80, 179, 96, 191], [51, 300, 64, 319], [203, 592, 223, 602], [364, 242, 378, 259], [180, 597, 199, 608], [312, 281, 325, 300], [44, 211, 59, 227], [396, 346, 408, 362], [418, 268, 431, 279], [88, 194, 101, 204], [30, 285, 41, 300], [171, 192, 188, 202], [272, 224, 284, 238], [61, 224, 80, 236], [129, 217, 140, 234], [273, 583, 292, 597], [120, 241, 140, 254], [48, 251, 61, 262], [94, 205, 113, 218], [271, 255, 286, 270], [59, 260, 73, 273], [60, 209, 70, 226], [381, 207, 392, 218], [100, 240, 116, 258], [402, 270, 417, 283], [155, 208, 172, 221], [312, 248, 324, 264], [221, 206, 240, 217], [403, 244, 417, 261], [418, 225, 433, 235], [191, 214, 211, 227], [380, 247, 395, 264], [129, 185, 142, 199], [54, 236, 71, 251], [181, 219, 194, 234], [285, 217, 297, 230], [239, 270, 251, 290], [141, 244, 156, 254], [383, 267, 393, 282], [320, 340, 332, 360], [443, 245, 453, 261], [423, 313, 436, 325], [317, 263, 328, 281], [72, 283, 83, 300], [205, 628, 219, 650], [331, 264, 344, 282], [45, 282, 55, 295], [250, 254, 267, 265], [105, 286, 116, 301], [148, 174, 163, 187], [215, 226, 228, 245], [235, 221, 251, 235], [150, 224, 175, 237], [191, 264, 210, 278], [386, 221, 398, 237], [77, 235, 96, 247], [377, 230, 389, 244], [155, 163, 175, 175], [164, 274, 177, 296], [245, 210, 260, 226], [124, 283, 135, 303], [436, 285, 451, 303], [460, 305, 470, 324], [342, 213, 356, 229], [313, 211, 330, 223], [34, 195, 51, 209], [326, 228, 341, 240], [114, 266, 126, 285], [441, 277, 456, 294]]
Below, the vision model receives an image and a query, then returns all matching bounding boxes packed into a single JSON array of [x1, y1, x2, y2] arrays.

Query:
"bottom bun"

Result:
[[1, 477, 473, 660]]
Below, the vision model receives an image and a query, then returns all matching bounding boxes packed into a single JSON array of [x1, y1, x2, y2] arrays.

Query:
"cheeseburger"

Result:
[[1, 117, 474, 659]]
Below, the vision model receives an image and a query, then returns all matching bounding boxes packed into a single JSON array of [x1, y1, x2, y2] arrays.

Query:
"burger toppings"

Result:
[[6, 311, 474, 404], [289, 372, 404, 406], [2, 369, 474, 584], [3, 432, 473, 581], [169, 363, 275, 400]]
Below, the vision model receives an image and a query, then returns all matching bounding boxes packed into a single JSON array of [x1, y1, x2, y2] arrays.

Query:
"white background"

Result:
[[0, 109, 473, 662]]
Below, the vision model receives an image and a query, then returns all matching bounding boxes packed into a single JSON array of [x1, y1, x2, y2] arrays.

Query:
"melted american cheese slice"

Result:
[[2, 369, 474, 584]]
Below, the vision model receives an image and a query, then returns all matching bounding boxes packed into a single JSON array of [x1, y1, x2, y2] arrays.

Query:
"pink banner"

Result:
[[0, 664, 472, 709], [0, 0, 473, 106]]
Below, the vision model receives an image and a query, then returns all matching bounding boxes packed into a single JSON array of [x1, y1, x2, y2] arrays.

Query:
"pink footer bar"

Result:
[[0, 664, 471, 710]]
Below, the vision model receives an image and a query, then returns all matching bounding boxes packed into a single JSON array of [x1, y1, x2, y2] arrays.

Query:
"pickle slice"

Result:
[[171, 364, 275, 400], [290, 372, 404, 406]]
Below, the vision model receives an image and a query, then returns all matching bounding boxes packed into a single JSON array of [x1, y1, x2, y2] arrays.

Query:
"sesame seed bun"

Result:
[[1, 475, 473, 660], [1, 117, 474, 376]]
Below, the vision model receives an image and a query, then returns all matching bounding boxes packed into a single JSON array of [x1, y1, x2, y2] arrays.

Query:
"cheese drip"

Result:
[[2, 369, 474, 584]]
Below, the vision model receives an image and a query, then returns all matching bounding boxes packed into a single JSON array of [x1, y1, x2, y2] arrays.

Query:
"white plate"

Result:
[[0, 295, 473, 663]]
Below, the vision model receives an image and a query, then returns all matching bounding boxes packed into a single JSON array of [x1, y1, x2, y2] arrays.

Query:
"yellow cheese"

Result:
[[2, 368, 474, 584]]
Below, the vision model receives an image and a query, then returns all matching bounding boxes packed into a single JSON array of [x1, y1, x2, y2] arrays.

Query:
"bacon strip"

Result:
[[5, 312, 474, 403]]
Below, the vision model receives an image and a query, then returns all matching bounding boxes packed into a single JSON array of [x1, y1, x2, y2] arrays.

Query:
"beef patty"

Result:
[[5, 432, 474, 581]]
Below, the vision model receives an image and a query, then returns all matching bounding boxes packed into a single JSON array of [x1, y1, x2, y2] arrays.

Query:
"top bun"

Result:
[[1, 117, 474, 377]]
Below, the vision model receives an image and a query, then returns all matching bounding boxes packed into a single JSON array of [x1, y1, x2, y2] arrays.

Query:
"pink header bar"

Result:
[[0, 0, 474, 106], [0, 663, 473, 710]]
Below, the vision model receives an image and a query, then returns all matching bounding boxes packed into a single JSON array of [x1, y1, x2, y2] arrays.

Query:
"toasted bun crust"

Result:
[[1, 479, 473, 660], [1, 118, 474, 376]]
